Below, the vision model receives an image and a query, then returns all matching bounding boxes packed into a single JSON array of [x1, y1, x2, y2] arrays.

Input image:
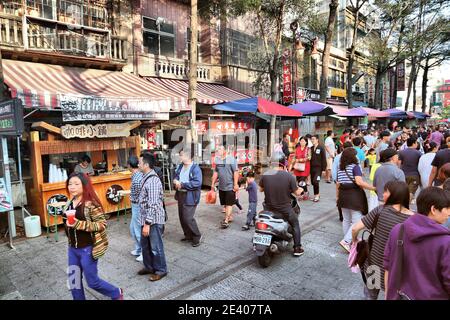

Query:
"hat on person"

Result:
[[380, 148, 397, 163]]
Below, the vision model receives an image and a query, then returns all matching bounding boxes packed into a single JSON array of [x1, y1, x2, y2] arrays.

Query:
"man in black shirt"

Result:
[[259, 152, 304, 257]]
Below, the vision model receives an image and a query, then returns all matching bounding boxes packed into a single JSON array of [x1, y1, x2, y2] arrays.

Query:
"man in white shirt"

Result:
[[324, 130, 336, 184]]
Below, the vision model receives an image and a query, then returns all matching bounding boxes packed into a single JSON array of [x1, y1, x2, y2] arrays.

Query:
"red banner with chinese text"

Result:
[[282, 50, 293, 104]]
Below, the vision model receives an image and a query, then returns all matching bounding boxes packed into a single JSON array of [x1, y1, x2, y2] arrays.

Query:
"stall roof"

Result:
[[143, 77, 250, 105], [384, 108, 415, 119], [329, 105, 367, 117], [361, 107, 390, 118], [352, 101, 368, 107], [3, 59, 186, 112], [289, 101, 336, 116], [412, 111, 431, 119], [213, 97, 303, 117]]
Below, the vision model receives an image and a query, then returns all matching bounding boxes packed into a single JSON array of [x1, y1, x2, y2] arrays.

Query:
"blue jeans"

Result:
[[246, 202, 258, 226], [130, 203, 142, 254], [67, 246, 120, 300], [140, 224, 167, 275]]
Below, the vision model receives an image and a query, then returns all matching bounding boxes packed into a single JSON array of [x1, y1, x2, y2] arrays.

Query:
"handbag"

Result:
[[353, 209, 381, 275], [343, 167, 368, 215], [294, 162, 306, 171]]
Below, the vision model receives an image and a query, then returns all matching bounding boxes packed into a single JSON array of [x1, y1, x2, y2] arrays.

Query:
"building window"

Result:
[[143, 17, 175, 57], [25, 0, 54, 19], [328, 69, 345, 89], [227, 29, 259, 67], [187, 27, 201, 62]]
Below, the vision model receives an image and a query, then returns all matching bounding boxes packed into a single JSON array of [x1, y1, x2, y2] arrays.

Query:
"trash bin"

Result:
[[24, 216, 42, 238]]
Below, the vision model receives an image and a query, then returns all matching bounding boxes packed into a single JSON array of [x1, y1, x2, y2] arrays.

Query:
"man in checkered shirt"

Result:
[[137, 152, 167, 281]]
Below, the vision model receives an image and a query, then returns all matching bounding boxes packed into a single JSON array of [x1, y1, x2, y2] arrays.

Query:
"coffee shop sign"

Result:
[[61, 124, 130, 139]]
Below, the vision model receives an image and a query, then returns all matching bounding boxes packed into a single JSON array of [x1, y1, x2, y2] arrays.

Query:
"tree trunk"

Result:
[[319, 0, 339, 103], [392, 21, 405, 108], [347, 7, 359, 109], [405, 56, 416, 111], [374, 64, 384, 110], [412, 70, 418, 112], [421, 59, 429, 113], [268, 0, 285, 156]]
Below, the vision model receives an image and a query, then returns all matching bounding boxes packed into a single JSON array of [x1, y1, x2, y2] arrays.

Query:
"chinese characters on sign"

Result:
[[0, 99, 24, 136], [383, 77, 390, 109], [282, 50, 293, 104], [396, 60, 405, 91], [368, 77, 375, 106], [195, 121, 208, 134], [59, 94, 174, 122], [61, 124, 131, 139], [209, 120, 253, 133]]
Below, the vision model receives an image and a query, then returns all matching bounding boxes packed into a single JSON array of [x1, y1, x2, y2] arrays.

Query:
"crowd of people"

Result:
[[61, 122, 449, 300]]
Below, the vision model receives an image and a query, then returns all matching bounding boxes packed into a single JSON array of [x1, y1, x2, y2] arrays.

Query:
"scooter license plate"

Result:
[[253, 233, 272, 246]]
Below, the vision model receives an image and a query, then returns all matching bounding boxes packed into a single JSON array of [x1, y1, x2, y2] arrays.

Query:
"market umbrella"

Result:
[[213, 97, 303, 117], [412, 111, 431, 120], [289, 101, 336, 116], [329, 105, 367, 117], [384, 108, 415, 119], [361, 107, 390, 118]]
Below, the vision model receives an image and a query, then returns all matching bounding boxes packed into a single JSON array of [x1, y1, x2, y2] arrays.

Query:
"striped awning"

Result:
[[3, 60, 187, 112], [144, 77, 250, 105]]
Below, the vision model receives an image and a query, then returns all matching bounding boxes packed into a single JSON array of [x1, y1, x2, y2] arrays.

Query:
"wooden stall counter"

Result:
[[36, 172, 133, 227]]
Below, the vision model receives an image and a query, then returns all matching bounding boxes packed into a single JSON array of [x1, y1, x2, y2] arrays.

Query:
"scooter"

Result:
[[253, 195, 301, 268]]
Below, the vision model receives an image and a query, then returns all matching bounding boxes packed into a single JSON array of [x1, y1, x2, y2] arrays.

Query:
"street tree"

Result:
[[368, 0, 415, 109], [319, 0, 339, 103]]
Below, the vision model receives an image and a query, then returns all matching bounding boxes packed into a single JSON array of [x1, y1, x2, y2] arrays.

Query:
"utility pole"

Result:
[[188, 0, 199, 160]]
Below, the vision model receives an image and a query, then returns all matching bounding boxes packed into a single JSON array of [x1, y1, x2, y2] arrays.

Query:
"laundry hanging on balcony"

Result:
[[2, 60, 187, 121]]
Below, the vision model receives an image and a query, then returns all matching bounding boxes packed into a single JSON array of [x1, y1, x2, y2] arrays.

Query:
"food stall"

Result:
[[28, 121, 141, 227]]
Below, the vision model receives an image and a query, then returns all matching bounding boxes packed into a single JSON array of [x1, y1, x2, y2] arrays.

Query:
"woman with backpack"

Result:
[[351, 181, 414, 300], [337, 148, 376, 253]]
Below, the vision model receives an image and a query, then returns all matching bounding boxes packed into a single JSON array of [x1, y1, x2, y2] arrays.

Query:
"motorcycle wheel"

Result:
[[257, 250, 272, 268]]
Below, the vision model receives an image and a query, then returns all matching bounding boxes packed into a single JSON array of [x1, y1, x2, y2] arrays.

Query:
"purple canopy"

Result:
[[345, 107, 368, 117], [290, 101, 336, 116]]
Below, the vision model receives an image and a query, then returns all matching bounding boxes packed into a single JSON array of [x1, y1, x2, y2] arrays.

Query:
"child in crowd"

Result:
[[242, 172, 258, 231], [366, 148, 376, 173]]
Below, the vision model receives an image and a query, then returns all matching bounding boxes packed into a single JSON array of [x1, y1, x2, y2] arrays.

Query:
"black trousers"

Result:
[[269, 206, 302, 248], [310, 167, 322, 195], [176, 191, 201, 242], [235, 199, 243, 210], [296, 176, 308, 194]]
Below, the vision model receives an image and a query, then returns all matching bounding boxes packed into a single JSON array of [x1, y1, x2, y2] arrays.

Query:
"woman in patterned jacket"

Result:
[[64, 172, 123, 300]]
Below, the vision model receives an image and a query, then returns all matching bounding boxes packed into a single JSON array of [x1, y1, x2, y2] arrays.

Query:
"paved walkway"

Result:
[[0, 180, 367, 300]]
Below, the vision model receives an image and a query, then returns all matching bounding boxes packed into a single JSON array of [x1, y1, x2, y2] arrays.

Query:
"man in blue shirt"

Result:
[[353, 137, 366, 170]]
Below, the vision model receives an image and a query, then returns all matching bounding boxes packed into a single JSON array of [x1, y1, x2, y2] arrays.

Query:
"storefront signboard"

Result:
[[62, 111, 169, 122], [0, 98, 23, 136], [61, 123, 132, 139]]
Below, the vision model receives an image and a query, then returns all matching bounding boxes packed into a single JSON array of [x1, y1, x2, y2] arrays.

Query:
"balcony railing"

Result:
[[145, 55, 221, 82], [0, 14, 127, 61], [0, 15, 23, 47]]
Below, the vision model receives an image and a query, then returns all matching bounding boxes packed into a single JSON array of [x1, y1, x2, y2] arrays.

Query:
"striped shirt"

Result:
[[139, 170, 166, 226], [130, 171, 143, 204], [337, 164, 362, 184], [361, 205, 412, 291]]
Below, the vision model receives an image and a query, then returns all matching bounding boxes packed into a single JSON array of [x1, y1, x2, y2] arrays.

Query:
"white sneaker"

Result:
[[136, 254, 143, 262], [130, 249, 140, 256]]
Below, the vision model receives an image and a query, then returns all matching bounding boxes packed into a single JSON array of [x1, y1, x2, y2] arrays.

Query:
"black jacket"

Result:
[[310, 144, 327, 171]]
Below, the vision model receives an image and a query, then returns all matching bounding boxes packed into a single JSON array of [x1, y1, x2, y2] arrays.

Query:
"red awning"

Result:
[[144, 77, 250, 105], [3, 60, 186, 111]]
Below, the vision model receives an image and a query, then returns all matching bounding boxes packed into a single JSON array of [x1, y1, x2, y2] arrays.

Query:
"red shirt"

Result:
[[340, 133, 349, 144]]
